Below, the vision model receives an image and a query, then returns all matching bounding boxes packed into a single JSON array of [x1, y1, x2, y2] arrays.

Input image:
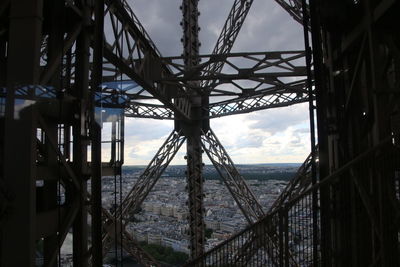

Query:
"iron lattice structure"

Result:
[[1, 0, 399, 267]]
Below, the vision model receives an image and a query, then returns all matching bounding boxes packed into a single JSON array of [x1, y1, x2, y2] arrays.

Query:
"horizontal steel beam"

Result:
[[159, 51, 306, 93], [208, 79, 310, 118]]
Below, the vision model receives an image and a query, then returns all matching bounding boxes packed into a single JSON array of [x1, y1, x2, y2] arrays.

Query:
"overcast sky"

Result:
[[115, 0, 310, 165]]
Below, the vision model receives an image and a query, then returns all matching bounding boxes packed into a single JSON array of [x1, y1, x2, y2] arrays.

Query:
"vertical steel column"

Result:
[[301, 0, 319, 264], [308, 0, 331, 265], [365, 1, 399, 265], [91, 0, 104, 265], [0, 33, 5, 87], [72, 1, 91, 266], [43, 1, 64, 265], [180, 0, 206, 259], [1, 0, 43, 266], [42, 122, 59, 267]]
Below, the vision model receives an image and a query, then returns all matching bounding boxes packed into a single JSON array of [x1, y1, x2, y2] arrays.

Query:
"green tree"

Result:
[[205, 228, 213, 239]]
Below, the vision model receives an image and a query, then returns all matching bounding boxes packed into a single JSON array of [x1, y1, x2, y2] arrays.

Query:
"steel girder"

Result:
[[159, 51, 307, 95], [200, 128, 282, 266], [268, 149, 314, 213], [180, 0, 208, 259], [201, 0, 254, 89], [102, 0, 192, 120], [232, 149, 316, 266], [102, 50, 309, 119], [313, 0, 400, 265], [274, 0, 308, 29], [100, 207, 160, 267], [118, 130, 185, 219], [125, 102, 174, 120], [186, 149, 316, 266], [201, 128, 264, 224], [0, 0, 317, 266], [123, 79, 309, 120], [0, 1, 96, 266], [185, 127, 206, 259], [37, 115, 83, 267], [100, 130, 185, 262], [208, 79, 309, 118]]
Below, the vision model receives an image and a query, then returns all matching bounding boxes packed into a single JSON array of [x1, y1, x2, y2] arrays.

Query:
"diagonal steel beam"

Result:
[[200, 128, 290, 266], [201, 128, 264, 223], [37, 114, 80, 189], [269, 148, 314, 212], [102, 0, 192, 120], [40, 22, 83, 85], [234, 149, 317, 266], [118, 130, 185, 218], [200, 128, 304, 265], [201, 0, 254, 89], [100, 207, 160, 267], [100, 130, 185, 261], [45, 197, 80, 267], [102, 45, 191, 120], [274, 0, 309, 29]]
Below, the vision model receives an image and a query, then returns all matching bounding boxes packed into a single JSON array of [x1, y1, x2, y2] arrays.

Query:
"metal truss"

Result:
[[185, 131, 206, 259], [119, 130, 185, 218], [274, 0, 308, 28], [198, 131, 315, 266], [269, 148, 315, 212], [120, 50, 308, 119], [36, 115, 83, 267], [100, 207, 160, 267], [233, 149, 316, 266], [125, 102, 174, 120], [200, 128, 287, 265], [208, 79, 309, 118], [122, 79, 309, 120], [186, 146, 323, 266], [0, 0, 319, 265], [180, 0, 208, 260], [101, 130, 185, 260], [159, 51, 307, 96], [201, 0, 254, 89], [201, 128, 264, 223], [102, 0, 192, 120]]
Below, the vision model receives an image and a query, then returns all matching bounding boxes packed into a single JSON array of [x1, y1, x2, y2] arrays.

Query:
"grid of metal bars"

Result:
[[187, 139, 399, 266]]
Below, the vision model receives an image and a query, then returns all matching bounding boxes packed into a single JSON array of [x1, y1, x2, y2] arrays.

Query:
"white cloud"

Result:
[[209, 105, 311, 164], [118, 1, 310, 166]]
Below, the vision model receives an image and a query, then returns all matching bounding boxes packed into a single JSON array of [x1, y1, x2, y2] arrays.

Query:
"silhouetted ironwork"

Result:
[[1, 0, 399, 266], [187, 140, 399, 266]]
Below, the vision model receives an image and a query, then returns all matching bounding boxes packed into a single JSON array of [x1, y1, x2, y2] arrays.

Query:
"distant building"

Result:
[[147, 232, 162, 245], [160, 204, 174, 217], [152, 202, 162, 215], [205, 218, 220, 230], [212, 230, 231, 240], [220, 221, 237, 233]]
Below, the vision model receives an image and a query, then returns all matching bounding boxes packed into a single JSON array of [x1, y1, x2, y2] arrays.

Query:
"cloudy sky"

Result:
[[115, 0, 310, 165]]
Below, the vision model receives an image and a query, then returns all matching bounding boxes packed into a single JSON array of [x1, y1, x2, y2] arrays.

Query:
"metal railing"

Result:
[[187, 138, 399, 266]]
